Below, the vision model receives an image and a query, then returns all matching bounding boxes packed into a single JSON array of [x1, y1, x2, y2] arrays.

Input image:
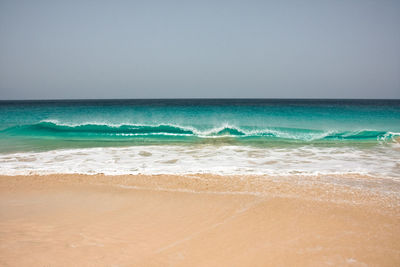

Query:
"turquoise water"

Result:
[[1, 99, 399, 152], [0, 99, 399, 177]]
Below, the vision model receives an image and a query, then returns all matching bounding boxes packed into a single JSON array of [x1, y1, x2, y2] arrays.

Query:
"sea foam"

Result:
[[0, 145, 399, 179]]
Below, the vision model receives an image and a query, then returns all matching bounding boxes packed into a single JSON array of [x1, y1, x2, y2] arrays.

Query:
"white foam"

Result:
[[0, 145, 399, 179]]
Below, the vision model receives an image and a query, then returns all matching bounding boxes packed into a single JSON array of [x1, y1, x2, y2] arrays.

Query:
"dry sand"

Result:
[[0, 174, 399, 266]]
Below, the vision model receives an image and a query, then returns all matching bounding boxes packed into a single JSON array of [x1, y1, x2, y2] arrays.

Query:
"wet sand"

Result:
[[0, 174, 399, 266]]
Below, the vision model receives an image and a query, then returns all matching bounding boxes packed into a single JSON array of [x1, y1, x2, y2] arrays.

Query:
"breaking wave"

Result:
[[2, 120, 399, 142]]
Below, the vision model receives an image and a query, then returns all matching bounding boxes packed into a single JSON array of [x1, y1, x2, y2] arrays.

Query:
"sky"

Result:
[[0, 0, 399, 99]]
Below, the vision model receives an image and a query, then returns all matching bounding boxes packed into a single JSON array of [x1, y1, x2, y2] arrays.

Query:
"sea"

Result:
[[0, 99, 399, 178]]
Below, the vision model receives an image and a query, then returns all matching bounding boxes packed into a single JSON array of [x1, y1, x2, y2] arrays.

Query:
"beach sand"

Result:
[[0, 174, 399, 266]]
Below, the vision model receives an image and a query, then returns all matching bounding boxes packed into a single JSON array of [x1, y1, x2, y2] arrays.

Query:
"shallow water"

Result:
[[0, 99, 399, 177]]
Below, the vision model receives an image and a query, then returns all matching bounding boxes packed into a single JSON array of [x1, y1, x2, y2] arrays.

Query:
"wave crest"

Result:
[[2, 120, 399, 142]]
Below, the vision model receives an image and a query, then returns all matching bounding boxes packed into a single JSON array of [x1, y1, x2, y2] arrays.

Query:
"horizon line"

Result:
[[1, 97, 400, 101]]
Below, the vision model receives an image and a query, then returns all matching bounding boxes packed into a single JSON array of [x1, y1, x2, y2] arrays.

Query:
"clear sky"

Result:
[[0, 0, 399, 99]]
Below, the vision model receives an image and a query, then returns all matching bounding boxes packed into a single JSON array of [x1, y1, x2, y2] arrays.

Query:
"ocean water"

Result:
[[0, 99, 399, 177]]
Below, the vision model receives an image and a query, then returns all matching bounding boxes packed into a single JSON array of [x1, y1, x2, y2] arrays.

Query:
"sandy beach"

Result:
[[0, 174, 399, 266]]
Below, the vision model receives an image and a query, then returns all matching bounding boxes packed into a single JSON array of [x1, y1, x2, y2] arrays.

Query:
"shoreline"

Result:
[[1, 174, 400, 266], [2, 143, 399, 179]]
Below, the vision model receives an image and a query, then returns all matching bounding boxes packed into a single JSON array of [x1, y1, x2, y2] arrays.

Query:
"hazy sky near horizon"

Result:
[[0, 0, 399, 99]]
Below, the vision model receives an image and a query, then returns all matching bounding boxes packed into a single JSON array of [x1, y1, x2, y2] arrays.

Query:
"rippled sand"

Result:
[[0, 174, 399, 266]]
